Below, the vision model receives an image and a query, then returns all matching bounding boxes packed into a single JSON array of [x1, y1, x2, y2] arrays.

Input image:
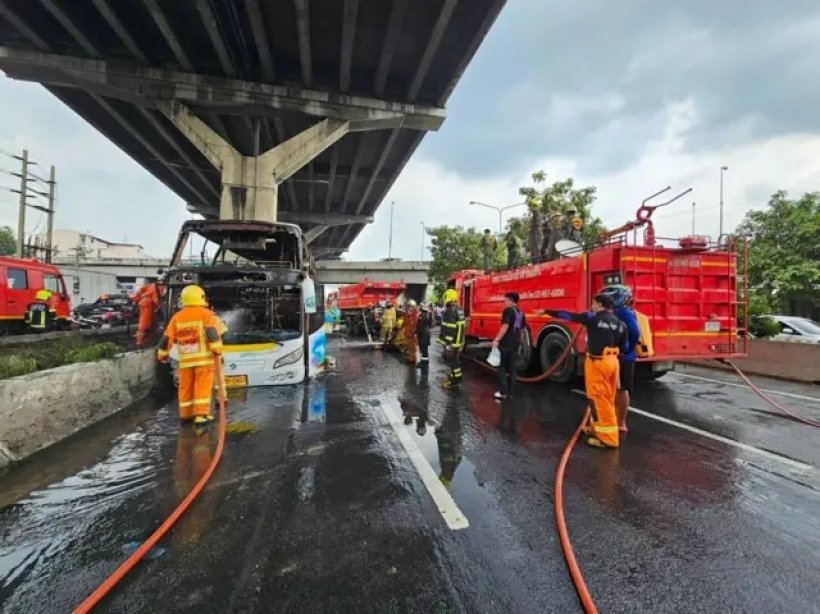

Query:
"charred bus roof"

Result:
[[165, 265, 303, 288], [169, 220, 310, 272]]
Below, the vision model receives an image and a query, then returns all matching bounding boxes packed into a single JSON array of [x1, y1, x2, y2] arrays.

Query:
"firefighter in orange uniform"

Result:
[[157, 285, 224, 425], [134, 282, 161, 347], [537, 293, 626, 448]]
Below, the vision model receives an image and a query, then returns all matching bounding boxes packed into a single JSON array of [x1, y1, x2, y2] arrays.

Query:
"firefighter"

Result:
[[437, 290, 465, 389], [563, 207, 584, 244], [134, 282, 161, 347], [528, 201, 544, 263], [416, 302, 433, 367], [602, 284, 640, 434], [480, 229, 497, 271], [544, 212, 564, 261], [403, 300, 420, 363], [380, 301, 397, 349], [537, 293, 626, 448], [24, 289, 58, 333], [157, 285, 224, 425], [504, 230, 521, 269]]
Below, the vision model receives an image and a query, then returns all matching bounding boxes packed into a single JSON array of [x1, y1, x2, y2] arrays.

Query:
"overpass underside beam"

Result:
[[164, 100, 353, 222], [0, 47, 447, 225]]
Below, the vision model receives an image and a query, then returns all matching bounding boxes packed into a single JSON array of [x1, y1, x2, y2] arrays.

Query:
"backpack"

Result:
[[512, 308, 528, 346]]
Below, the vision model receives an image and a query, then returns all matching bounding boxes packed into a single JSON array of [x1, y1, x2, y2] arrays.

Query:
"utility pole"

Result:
[[420, 222, 426, 260], [46, 165, 56, 263], [15, 149, 28, 257]]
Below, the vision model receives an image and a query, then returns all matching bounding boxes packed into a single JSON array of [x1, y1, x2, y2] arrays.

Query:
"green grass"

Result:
[[0, 336, 125, 380]]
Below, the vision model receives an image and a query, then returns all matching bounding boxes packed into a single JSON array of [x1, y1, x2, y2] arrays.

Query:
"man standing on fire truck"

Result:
[[537, 293, 626, 448], [438, 287, 465, 388]]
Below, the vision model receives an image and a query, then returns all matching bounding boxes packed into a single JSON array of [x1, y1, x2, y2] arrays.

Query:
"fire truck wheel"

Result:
[[515, 328, 533, 372], [636, 362, 669, 380], [539, 331, 576, 383]]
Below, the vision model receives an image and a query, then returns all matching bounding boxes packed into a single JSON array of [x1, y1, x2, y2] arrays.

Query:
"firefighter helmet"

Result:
[[601, 284, 633, 309], [35, 289, 52, 302], [442, 289, 458, 305], [180, 284, 208, 307], [406, 299, 417, 307]]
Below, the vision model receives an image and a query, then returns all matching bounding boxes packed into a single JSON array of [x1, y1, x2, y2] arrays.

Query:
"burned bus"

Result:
[[161, 220, 325, 387]]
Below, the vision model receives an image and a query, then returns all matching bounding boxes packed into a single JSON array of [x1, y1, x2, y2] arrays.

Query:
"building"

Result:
[[39, 229, 169, 301]]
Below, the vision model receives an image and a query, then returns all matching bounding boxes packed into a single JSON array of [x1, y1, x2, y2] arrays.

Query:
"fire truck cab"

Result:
[[451, 231, 747, 383], [0, 256, 72, 332]]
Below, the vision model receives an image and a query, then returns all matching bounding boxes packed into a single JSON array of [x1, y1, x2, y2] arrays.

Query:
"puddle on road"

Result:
[[0, 398, 175, 606]]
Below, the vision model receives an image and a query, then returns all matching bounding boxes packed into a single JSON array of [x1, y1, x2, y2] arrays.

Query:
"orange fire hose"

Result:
[[723, 360, 820, 428], [73, 357, 228, 613], [555, 406, 599, 614], [461, 327, 583, 384], [462, 327, 598, 612]]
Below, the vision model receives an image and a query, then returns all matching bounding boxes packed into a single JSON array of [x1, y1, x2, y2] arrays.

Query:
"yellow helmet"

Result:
[[180, 284, 207, 307], [35, 289, 52, 302], [442, 288, 458, 305]]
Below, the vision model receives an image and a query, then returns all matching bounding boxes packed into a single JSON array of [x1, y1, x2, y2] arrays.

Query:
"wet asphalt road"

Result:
[[1, 337, 819, 613]]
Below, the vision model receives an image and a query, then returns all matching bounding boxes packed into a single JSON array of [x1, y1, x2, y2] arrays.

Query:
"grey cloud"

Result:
[[426, 0, 820, 178]]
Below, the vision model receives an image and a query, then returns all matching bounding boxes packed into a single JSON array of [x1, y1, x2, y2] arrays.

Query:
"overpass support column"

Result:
[[162, 102, 350, 222]]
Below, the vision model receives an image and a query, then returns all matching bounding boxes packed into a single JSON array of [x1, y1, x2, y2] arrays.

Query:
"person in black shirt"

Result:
[[536, 293, 626, 448], [416, 303, 433, 367], [492, 292, 525, 399]]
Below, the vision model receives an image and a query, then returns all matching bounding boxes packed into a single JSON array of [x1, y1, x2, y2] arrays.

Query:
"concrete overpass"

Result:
[[57, 256, 429, 286], [0, 0, 506, 258]]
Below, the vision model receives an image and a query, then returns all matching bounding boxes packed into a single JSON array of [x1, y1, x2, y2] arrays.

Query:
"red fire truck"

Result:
[[332, 279, 406, 337], [449, 188, 748, 382]]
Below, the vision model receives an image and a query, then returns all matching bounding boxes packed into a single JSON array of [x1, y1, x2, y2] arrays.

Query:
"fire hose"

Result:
[[462, 327, 598, 613], [73, 357, 228, 613], [722, 360, 820, 428]]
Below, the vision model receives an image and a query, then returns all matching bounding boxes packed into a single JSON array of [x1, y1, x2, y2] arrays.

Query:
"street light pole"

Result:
[[388, 200, 395, 259], [692, 202, 696, 235], [420, 222, 425, 261], [719, 165, 728, 237], [468, 200, 526, 234]]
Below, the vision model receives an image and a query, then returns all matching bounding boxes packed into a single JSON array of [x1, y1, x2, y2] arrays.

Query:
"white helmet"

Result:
[[407, 299, 417, 307]]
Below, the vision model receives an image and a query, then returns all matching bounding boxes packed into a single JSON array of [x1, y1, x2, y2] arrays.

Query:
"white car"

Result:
[[763, 315, 820, 343]]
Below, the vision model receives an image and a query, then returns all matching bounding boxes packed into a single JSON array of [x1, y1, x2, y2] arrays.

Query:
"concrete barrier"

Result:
[[0, 350, 156, 468], [681, 339, 820, 384]]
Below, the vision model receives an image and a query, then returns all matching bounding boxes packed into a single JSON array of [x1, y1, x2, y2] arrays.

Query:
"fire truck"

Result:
[[449, 187, 748, 382], [332, 278, 406, 337]]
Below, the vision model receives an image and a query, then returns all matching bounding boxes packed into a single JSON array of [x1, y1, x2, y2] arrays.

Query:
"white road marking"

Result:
[[379, 404, 469, 531], [670, 371, 820, 404], [570, 390, 816, 473]]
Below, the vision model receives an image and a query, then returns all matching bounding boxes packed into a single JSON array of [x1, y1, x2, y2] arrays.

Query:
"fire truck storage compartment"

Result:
[[616, 246, 740, 358]]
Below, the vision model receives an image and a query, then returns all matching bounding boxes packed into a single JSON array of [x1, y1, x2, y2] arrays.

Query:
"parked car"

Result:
[[760, 315, 820, 343], [73, 294, 137, 329], [0, 256, 72, 332]]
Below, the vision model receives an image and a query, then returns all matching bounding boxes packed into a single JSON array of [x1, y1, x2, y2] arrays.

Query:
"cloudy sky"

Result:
[[2, 0, 820, 260]]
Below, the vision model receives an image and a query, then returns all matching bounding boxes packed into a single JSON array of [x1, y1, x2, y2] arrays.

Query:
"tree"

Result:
[[0, 226, 15, 256], [736, 191, 820, 314], [508, 170, 606, 250], [426, 225, 503, 296]]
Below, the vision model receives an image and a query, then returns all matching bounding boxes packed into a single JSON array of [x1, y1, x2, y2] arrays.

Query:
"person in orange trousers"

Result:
[[403, 300, 420, 363], [134, 282, 161, 347], [537, 293, 626, 448], [157, 285, 224, 425]]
